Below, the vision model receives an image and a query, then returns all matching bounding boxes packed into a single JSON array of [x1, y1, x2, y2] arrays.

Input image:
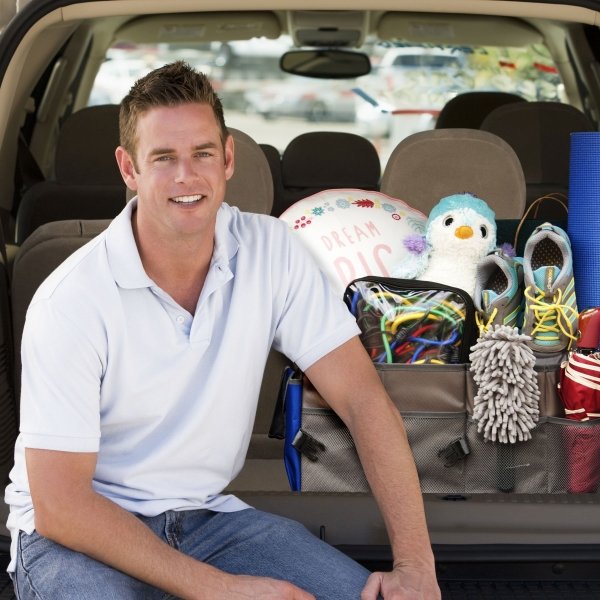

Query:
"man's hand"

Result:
[[224, 574, 315, 599], [361, 565, 441, 600]]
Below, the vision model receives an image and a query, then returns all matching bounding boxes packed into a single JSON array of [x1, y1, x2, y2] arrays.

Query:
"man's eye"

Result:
[[156, 156, 172, 162]]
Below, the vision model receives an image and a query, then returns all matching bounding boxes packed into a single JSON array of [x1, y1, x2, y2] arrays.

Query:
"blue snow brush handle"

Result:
[[351, 87, 389, 113]]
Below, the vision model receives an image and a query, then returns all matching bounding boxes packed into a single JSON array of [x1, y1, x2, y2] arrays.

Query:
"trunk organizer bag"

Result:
[[344, 276, 477, 365], [269, 278, 600, 494]]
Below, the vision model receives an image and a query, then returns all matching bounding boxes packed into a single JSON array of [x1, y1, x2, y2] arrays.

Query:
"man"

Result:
[[6, 61, 440, 599]]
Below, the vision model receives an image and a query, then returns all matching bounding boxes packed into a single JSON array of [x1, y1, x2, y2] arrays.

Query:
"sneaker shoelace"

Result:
[[475, 307, 498, 336], [523, 285, 578, 348]]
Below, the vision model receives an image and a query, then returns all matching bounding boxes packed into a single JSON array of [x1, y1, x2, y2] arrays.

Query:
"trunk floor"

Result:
[[440, 580, 600, 598], [0, 554, 598, 599]]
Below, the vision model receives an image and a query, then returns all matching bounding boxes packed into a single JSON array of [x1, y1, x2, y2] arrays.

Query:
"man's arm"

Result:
[[304, 336, 441, 600], [26, 448, 314, 600]]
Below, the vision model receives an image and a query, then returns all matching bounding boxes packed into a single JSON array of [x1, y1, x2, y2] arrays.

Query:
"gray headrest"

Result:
[[480, 101, 594, 186], [226, 128, 273, 214], [380, 128, 526, 218], [281, 131, 380, 189], [55, 105, 122, 186], [435, 91, 526, 129]]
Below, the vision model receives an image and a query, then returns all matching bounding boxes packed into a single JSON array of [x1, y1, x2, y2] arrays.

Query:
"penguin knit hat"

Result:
[[427, 193, 496, 229]]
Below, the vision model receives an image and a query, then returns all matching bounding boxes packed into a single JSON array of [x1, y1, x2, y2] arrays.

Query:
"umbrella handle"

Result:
[[577, 307, 600, 352], [496, 444, 516, 492]]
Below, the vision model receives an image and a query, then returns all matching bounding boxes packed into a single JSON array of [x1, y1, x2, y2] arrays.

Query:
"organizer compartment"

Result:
[[298, 364, 469, 493], [464, 417, 551, 493], [545, 416, 600, 494], [300, 407, 369, 492], [402, 411, 467, 493], [298, 408, 467, 493], [290, 356, 597, 495], [379, 363, 468, 412]]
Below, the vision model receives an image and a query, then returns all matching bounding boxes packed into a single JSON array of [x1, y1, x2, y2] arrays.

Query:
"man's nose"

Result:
[[174, 158, 198, 183]]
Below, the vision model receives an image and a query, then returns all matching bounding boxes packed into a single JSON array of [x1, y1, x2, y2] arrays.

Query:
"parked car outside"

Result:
[[88, 57, 155, 105], [246, 75, 358, 122]]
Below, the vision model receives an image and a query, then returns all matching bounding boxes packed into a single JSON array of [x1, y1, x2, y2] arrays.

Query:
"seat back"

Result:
[[54, 105, 123, 186], [0, 255, 16, 488], [259, 143, 285, 217], [380, 128, 526, 219], [435, 91, 526, 129], [15, 105, 126, 244], [480, 101, 595, 216], [279, 132, 380, 212], [12, 220, 110, 396], [226, 128, 274, 214]]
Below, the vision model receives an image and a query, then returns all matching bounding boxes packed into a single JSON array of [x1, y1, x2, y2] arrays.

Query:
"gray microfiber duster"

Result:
[[470, 324, 540, 443]]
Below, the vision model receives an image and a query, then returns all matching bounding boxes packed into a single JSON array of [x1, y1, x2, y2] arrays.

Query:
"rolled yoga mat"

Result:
[[568, 132, 600, 311]]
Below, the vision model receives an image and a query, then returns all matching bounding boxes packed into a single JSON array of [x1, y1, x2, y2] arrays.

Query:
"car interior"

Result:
[[1, 1, 600, 597]]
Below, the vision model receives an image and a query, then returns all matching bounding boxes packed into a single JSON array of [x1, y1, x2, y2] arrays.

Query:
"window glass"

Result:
[[89, 37, 565, 164]]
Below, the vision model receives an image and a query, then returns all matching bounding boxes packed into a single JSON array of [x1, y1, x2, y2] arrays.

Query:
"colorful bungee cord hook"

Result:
[[347, 284, 466, 364]]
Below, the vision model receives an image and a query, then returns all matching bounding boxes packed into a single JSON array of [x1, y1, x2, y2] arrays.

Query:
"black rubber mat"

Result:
[[1, 547, 598, 600], [440, 580, 600, 599], [1, 566, 599, 599]]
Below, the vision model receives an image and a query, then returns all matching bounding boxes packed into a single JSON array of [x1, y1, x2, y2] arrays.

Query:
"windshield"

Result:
[[89, 37, 565, 164]]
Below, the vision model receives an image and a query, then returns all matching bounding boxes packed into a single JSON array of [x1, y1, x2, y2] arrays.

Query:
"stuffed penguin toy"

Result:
[[394, 193, 497, 297]]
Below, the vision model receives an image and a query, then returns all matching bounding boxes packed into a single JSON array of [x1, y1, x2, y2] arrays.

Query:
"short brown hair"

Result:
[[119, 61, 228, 167]]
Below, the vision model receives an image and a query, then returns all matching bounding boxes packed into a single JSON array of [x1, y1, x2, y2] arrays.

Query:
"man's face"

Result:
[[116, 103, 234, 241]]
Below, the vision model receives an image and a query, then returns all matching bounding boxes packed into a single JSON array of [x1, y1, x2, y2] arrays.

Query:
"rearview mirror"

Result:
[[280, 49, 371, 79]]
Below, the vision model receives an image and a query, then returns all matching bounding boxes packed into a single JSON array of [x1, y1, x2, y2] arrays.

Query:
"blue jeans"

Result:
[[12, 508, 372, 599]]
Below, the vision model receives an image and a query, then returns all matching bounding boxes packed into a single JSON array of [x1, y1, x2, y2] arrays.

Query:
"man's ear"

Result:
[[115, 146, 138, 190], [224, 134, 235, 182]]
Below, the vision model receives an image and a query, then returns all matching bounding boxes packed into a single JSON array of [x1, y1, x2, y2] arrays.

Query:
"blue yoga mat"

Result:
[[568, 132, 600, 311]]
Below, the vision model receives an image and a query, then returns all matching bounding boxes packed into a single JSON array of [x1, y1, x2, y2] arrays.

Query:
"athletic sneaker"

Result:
[[474, 250, 524, 336], [521, 223, 578, 352]]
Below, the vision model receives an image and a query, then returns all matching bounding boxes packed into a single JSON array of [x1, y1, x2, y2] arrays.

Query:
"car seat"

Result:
[[0, 249, 16, 489], [11, 219, 110, 398], [279, 132, 380, 214], [435, 91, 526, 129], [480, 101, 595, 218], [259, 144, 285, 217], [226, 129, 274, 214], [14, 105, 126, 245], [379, 128, 526, 219]]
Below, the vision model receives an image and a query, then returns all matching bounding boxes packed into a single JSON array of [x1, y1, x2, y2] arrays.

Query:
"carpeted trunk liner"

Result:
[[0, 551, 598, 599]]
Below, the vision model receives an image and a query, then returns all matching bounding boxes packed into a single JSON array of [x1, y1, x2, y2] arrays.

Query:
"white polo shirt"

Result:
[[5, 199, 359, 570]]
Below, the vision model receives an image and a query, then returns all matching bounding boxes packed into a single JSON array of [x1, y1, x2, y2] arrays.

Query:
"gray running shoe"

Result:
[[521, 223, 578, 352], [474, 249, 524, 336]]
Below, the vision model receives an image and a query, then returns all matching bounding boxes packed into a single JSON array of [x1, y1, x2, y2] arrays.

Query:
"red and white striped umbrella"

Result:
[[557, 308, 600, 493], [558, 351, 600, 421]]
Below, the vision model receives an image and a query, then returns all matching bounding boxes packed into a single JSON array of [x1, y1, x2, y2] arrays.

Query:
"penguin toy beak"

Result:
[[455, 225, 474, 239]]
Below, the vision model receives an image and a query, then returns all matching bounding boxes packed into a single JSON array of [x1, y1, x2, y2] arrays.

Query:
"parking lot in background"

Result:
[[89, 39, 564, 170]]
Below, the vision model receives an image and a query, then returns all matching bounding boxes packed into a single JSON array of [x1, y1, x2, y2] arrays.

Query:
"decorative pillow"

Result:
[[279, 188, 426, 297]]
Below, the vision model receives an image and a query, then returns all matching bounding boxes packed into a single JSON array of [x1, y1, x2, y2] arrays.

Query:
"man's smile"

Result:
[[170, 194, 204, 204]]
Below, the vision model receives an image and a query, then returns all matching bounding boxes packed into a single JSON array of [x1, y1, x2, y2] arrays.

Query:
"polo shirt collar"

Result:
[[106, 198, 239, 290], [211, 203, 239, 272]]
